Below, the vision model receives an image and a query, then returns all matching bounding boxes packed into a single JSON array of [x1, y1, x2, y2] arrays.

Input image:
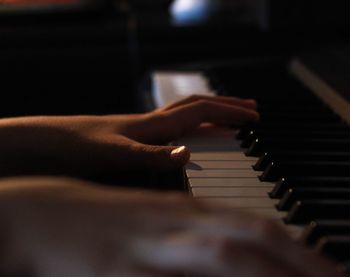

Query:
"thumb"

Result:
[[134, 144, 190, 170]]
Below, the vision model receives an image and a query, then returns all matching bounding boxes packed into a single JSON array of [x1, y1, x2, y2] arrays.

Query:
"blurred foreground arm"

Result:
[[0, 177, 344, 277]]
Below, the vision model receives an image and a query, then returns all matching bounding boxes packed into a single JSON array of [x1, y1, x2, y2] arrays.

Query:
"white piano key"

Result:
[[188, 178, 273, 188], [187, 169, 260, 178], [186, 161, 255, 170], [198, 197, 278, 208], [191, 187, 272, 197], [190, 152, 257, 161]]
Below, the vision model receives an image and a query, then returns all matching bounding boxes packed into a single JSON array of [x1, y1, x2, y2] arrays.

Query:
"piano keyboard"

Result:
[[151, 58, 350, 266]]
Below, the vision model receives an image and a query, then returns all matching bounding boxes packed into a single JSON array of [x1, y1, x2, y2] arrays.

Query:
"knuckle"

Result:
[[187, 94, 202, 101], [191, 100, 211, 121], [194, 99, 210, 110]]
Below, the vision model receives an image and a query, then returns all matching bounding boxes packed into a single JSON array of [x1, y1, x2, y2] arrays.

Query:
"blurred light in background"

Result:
[[170, 0, 218, 26], [0, 0, 79, 5]]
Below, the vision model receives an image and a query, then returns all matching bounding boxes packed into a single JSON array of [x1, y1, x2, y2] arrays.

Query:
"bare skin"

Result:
[[0, 177, 344, 277], [0, 96, 343, 276], [0, 95, 258, 177]]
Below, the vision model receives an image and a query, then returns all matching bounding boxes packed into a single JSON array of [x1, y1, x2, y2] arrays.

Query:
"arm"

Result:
[[0, 177, 344, 276], [0, 96, 259, 177]]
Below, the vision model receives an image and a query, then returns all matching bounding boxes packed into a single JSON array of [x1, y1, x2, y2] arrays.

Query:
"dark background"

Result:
[[1, 0, 350, 117]]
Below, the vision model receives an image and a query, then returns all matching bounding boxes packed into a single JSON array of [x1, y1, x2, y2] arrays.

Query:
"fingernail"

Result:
[[171, 146, 189, 162], [171, 145, 186, 156]]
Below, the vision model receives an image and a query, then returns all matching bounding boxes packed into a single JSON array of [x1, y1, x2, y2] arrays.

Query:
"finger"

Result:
[[159, 100, 259, 140], [144, 100, 259, 143], [159, 95, 257, 112], [174, 100, 259, 125], [117, 98, 258, 145], [128, 144, 191, 170], [70, 133, 191, 175], [94, 135, 191, 171]]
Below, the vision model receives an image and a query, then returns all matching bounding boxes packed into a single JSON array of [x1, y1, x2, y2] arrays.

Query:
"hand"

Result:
[[0, 177, 343, 277], [0, 95, 259, 177], [113, 95, 258, 144]]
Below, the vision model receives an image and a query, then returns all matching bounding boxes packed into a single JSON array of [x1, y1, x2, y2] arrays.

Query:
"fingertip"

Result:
[[171, 146, 191, 166], [253, 111, 260, 122], [245, 99, 258, 110], [240, 108, 260, 124]]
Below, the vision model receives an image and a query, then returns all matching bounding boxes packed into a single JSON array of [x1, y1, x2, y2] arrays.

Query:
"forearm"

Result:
[[0, 177, 95, 276], [0, 117, 78, 176], [0, 177, 142, 277], [0, 206, 12, 275], [0, 178, 74, 276], [0, 180, 26, 276]]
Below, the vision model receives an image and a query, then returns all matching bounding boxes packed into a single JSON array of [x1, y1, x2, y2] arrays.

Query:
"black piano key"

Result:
[[241, 130, 350, 149], [302, 220, 350, 246], [260, 113, 339, 120], [258, 115, 340, 126], [237, 123, 349, 140], [256, 96, 323, 104], [246, 138, 350, 157], [211, 64, 350, 264], [254, 151, 350, 171], [240, 130, 257, 148], [250, 97, 322, 105], [277, 188, 350, 211], [260, 161, 350, 182], [316, 236, 350, 262], [270, 177, 350, 199], [285, 200, 350, 224], [258, 115, 340, 125], [259, 161, 280, 181], [245, 138, 264, 156], [253, 152, 271, 170], [257, 104, 331, 113]]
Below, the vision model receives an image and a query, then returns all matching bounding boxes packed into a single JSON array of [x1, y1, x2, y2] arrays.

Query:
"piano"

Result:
[[150, 52, 350, 270]]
